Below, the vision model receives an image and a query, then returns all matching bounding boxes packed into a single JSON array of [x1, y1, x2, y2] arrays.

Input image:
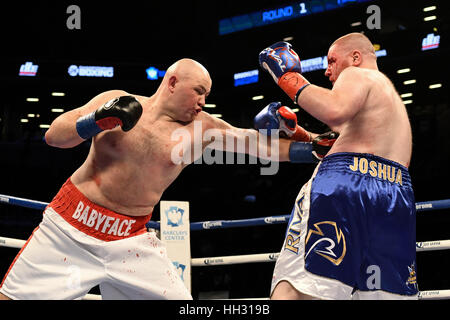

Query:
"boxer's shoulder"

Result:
[[342, 68, 392, 96], [333, 67, 372, 91], [192, 111, 232, 131], [96, 89, 130, 103], [340, 66, 378, 82], [131, 94, 150, 106]]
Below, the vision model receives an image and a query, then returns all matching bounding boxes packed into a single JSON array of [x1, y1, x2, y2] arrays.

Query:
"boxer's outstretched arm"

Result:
[[296, 67, 369, 128], [45, 90, 128, 148], [199, 112, 292, 162]]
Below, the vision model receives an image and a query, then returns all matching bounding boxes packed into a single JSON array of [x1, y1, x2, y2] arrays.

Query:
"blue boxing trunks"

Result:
[[271, 152, 419, 299]]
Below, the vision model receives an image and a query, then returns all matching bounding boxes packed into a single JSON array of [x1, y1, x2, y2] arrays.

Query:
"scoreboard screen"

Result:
[[219, 0, 373, 35]]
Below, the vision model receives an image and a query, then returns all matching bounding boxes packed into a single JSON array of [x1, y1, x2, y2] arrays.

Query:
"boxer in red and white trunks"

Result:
[[0, 178, 188, 299], [0, 58, 333, 300]]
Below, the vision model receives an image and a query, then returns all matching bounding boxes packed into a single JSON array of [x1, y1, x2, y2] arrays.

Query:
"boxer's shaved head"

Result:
[[155, 58, 211, 122], [330, 32, 376, 60], [165, 58, 210, 82], [325, 33, 378, 84], [159, 58, 211, 97]]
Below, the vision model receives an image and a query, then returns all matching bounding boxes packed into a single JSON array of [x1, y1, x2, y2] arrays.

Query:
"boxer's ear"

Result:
[[351, 50, 362, 66], [168, 75, 178, 93]]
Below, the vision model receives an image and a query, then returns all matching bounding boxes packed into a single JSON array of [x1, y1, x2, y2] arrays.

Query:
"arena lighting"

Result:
[[423, 6, 436, 12], [27, 114, 35, 118], [291, 108, 300, 112], [234, 69, 259, 87], [20, 119, 29, 123], [252, 95, 264, 101], [51, 92, 65, 97], [26, 98, 39, 102], [424, 16, 437, 21], [39, 124, 50, 129], [403, 80, 416, 85], [397, 68, 411, 74], [204, 104, 216, 108], [51, 109, 64, 113], [211, 114, 222, 118], [400, 93, 413, 98], [351, 21, 362, 27], [403, 100, 413, 105], [375, 49, 387, 57], [429, 84, 442, 89], [283, 36, 294, 41]]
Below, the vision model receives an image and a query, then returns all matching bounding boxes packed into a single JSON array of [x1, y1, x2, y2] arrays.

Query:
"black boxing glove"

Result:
[[312, 131, 339, 161], [288, 131, 339, 163], [76, 96, 143, 140]]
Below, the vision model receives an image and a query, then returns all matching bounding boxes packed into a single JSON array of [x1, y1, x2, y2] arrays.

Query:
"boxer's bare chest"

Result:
[[121, 119, 183, 168]]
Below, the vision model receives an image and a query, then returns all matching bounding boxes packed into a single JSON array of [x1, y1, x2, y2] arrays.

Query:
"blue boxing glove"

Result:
[[259, 42, 310, 103], [254, 102, 311, 141]]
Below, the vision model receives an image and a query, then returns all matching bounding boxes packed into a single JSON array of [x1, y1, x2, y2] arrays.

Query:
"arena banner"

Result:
[[160, 201, 191, 292]]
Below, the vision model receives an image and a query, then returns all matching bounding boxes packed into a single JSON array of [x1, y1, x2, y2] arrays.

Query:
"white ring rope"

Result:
[[3, 237, 450, 255], [3, 235, 450, 300], [192, 240, 450, 266], [191, 253, 280, 266], [1, 195, 450, 300], [0, 236, 26, 249]]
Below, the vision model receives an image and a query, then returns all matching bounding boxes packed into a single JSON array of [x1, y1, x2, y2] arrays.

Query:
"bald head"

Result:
[[164, 58, 210, 83], [325, 33, 378, 83], [330, 32, 376, 60], [154, 58, 212, 122], [156, 57, 212, 98]]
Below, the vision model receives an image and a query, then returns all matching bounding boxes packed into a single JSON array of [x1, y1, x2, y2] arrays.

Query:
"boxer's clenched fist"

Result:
[[259, 41, 310, 103], [76, 96, 143, 140]]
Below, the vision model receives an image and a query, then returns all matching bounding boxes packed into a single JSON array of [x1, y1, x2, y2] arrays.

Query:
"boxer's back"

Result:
[[329, 68, 412, 168]]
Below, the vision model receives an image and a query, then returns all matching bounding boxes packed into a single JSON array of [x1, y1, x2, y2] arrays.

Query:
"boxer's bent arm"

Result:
[[45, 90, 128, 148], [296, 67, 369, 128]]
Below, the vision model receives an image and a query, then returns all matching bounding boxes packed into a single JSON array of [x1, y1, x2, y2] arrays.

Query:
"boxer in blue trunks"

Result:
[[256, 33, 418, 299]]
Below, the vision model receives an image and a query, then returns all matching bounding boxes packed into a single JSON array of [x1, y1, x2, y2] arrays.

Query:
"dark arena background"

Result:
[[0, 0, 449, 300]]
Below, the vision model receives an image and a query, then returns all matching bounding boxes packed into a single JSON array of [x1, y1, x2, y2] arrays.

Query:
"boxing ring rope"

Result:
[[1, 194, 450, 300]]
